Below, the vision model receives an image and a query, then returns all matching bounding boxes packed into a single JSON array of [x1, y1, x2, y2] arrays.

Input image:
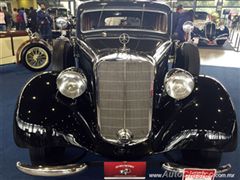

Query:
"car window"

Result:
[[81, 10, 168, 33], [48, 9, 57, 16], [58, 9, 68, 17], [48, 9, 67, 17], [195, 12, 208, 20]]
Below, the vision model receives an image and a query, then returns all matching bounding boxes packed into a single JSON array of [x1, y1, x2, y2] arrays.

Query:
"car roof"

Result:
[[78, 0, 171, 13]]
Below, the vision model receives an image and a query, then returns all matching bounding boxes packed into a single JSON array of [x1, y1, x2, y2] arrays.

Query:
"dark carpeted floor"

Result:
[[0, 64, 239, 180]]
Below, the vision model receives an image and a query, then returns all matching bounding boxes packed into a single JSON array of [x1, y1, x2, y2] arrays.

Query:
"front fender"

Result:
[[16, 38, 52, 63], [14, 72, 96, 150], [154, 75, 237, 152]]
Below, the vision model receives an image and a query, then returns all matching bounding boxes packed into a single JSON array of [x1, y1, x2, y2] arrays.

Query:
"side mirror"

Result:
[[183, 21, 194, 42], [183, 21, 194, 33]]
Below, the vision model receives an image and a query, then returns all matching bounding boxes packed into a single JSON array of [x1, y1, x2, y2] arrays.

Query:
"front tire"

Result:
[[29, 147, 65, 166], [52, 38, 75, 71], [181, 150, 222, 168], [173, 42, 200, 76], [21, 43, 51, 71]]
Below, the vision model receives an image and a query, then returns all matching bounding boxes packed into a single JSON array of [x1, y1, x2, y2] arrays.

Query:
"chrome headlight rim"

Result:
[[183, 21, 194, 33], [164, 68, 195, 100], [56, 17, 69, 29], [56, 67, 87, 99]]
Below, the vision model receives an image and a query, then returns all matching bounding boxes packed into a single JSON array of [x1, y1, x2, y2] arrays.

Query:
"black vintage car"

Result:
[[14, 0, 237, 177], [193, 12, 229, 46]]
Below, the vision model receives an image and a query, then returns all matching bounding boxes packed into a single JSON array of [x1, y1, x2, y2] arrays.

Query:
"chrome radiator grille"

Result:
[[96, 60, 155, 143]]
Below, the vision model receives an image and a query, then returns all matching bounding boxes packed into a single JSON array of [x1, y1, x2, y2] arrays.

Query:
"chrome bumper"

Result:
[[16, 162, 87, 177], [162, 162, 231, 174]]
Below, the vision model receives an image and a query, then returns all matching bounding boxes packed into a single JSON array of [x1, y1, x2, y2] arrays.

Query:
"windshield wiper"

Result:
[[97, 5, 105, 28], [140, 3, 145, 28]]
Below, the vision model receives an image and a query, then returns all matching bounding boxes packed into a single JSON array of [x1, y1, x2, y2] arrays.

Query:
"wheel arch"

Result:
[[17, 39, 52, 63], [154, 75, 238, 153]]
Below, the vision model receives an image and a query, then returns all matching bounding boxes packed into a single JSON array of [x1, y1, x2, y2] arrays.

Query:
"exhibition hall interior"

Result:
[[0, 0, 240, 179]]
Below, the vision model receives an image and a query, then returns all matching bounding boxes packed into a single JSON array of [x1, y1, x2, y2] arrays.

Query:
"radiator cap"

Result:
[[117, 129, 133, 144]]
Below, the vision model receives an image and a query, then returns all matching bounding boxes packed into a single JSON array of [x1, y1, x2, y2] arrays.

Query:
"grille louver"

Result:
[[96, 60, 155, 143]]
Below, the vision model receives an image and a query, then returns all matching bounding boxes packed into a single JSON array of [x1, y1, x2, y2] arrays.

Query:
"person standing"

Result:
[[16, 9, 23, 30], [227, 13, 232, 28], [37, 3, 53, 43], [29, 7, 37, 33], [18, 8, 27, 30], [0, 8, 6, 31], [12, 8, 18, 29], [3, 7, 12, 31], [173, 4, 184, 33], [175, 10, 194, 42]]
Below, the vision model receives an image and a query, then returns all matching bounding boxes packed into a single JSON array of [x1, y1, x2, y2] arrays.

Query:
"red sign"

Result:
[[183, 168, 216, 180], [104, 161, 146, 179]]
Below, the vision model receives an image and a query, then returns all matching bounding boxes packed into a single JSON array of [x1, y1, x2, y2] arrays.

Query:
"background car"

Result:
[[193, 11, 209, 29], [193, 21, 229, 46], [0, 30, 51, 71], [47, 7, 75, 38], [14, 0, 237, 177], [193, 11, 229, 46]]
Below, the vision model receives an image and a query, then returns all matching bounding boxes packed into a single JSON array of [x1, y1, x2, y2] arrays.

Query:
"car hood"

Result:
[[78, 36, 172, 65], [84, 37, 163, 55]]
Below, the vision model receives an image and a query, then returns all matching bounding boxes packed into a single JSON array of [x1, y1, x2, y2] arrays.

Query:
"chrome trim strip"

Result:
[[16, 117, 47, 135], [216, 33, 229, 38], [97, 52, 156, 65], [85, 36, 164, 42], [215, 37, 228, 41], [162, 162, 231, 174], [16, 162, 87, 177], [162, 129, 231, 152], [82, 28, 168, 35], [199, 35, 228, 41], [76, 39, 98, 62], [205, 22, 216, 39], [153, 40, 172, 62]]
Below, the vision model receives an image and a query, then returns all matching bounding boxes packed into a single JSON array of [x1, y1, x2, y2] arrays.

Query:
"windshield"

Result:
[[48, 8, 68, 17], [195, 12, 208, 20], [81, 10, 168, 33], [58, 9, 68, 17]]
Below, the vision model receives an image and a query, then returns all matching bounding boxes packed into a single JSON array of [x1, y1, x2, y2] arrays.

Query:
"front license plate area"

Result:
[[104, 162, 146, 179]]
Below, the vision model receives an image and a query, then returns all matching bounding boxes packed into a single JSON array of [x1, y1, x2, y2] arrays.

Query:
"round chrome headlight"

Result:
[[56, 17, 68, 29], [164, 69, 195, 100], [183, 21, 194, 33], [57, 68, 87, 99]]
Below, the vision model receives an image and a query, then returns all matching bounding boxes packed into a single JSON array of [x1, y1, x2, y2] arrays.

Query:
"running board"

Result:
[[162, 162, 231, 174], [16, 161, 87, 177]]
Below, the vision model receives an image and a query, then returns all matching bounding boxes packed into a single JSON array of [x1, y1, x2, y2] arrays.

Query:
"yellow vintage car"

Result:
[[0, 30, 52, 71]]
